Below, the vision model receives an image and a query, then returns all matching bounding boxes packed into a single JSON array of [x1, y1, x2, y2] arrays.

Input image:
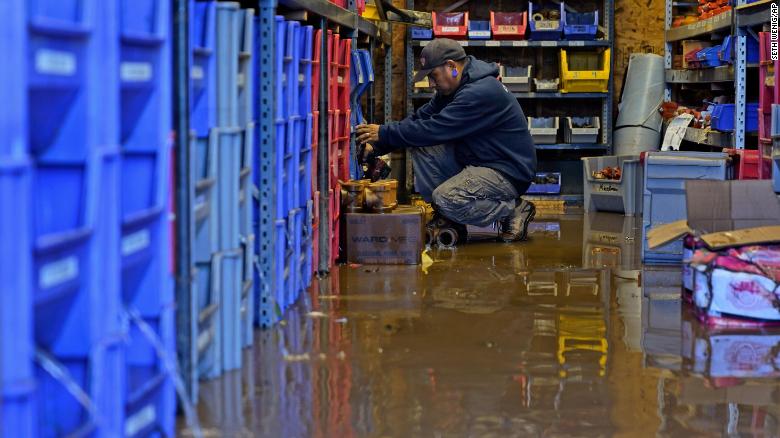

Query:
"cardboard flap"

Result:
[[700, 226, 780, 249], [647, 220, 691, 249]]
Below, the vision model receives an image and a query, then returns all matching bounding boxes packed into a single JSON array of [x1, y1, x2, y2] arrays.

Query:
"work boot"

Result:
[[499, 199, 536, 242]]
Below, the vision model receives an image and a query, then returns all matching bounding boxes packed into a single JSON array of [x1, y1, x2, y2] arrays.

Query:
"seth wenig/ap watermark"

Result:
[[773, 2, 778, 60]]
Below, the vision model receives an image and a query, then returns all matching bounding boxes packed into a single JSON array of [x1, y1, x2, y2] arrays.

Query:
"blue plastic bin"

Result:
[[0, 157, 35, 438], [237, 9, 254, 127], [191, 1, 217, 137], [721, 35, 760, 64], [642, 152, 731, 264], [411, 27, 433, 39], [217, 3, 240, 128], [563, 10, 598, 40], [27, 1, 124, 435], [119, 1, 175, 435], [468, 20, 491, 40], [710, 103, 759, 132], [529, 2, 563, 40], [697, 46, 723, 68]]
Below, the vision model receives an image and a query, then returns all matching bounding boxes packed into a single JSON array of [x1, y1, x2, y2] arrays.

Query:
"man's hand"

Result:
[[360, 143, 375, 163], [356, 124, 380, 145]]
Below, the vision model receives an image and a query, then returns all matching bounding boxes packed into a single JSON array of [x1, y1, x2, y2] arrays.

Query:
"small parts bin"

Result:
[[710, 103, 759, 132], [562, 10, 598, 40], [560, 49, 610, 93], [528, 117, 559, 144], [468, 20, 491, 40], [490, 12, 527, 40], [433, 12, 468, 39], [564, 117, 600, 143], [534, 77, 560, 92], [529, 2, 564, 40], [582, 156, 643, 216], [527, 172, 561, 194], [500, 65, 533, 92]]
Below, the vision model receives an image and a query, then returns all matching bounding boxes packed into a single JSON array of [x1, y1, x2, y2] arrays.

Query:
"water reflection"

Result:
[[178, 212, 780, 437]]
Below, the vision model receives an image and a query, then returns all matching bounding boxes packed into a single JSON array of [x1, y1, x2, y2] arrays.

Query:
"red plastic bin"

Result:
[[726, 148, 772, 180], [433, 12, 469, 39], [330, 0, 347, 8], [490, 12, 527, 40]]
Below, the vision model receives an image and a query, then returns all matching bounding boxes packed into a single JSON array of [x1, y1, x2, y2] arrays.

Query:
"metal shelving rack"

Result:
[[255, 0, 393, 327], [404, 0, 615, 201], [664, 0, 778, 150]]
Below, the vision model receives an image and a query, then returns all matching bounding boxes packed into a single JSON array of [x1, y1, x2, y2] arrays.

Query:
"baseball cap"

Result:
[[412, 38, 467, 82]]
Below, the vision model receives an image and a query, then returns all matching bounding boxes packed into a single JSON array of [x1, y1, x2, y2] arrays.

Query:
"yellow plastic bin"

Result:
[[560, 48, 610, 93]]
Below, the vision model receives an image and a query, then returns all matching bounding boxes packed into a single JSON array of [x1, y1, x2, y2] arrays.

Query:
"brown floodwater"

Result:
[[179, 211, 780, 437]]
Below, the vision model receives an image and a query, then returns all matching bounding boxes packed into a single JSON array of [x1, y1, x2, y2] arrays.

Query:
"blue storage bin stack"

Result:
[[14, 0, 127, 436], [236, 8, 255, 350], [117, 0, 175, 436], [641, 152, 731, 264], [190, 0, 223, 390], [562, 9, 598, 40], [213, 1, 252, 374], [267, 17, 315, 317], [298, 26, 315, 293], [350, 49, 375, 179], [0, 1, 35, 436], [411, 27, 434, 39]]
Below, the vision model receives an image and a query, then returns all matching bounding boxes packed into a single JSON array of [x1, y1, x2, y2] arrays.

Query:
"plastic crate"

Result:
[[697, 45, 723, 68], [433, 12, 468, 39], [560, 49, 610, 93], [583, 156, 643, 216], [0, 159, 35, 438], [562, 10, 598, 40], [534, 77, 560, 92], [720, 34, 760, 64], [501, 65, 533, 91], [528, 2, 563, 40], [725, 148, 771, 180], [468, 20, 491, 39], [411, 27, 433, 40], [191, 1, 217, 137], [237, 8, 254, 127], [564, 116, 600, 143], [1, 0, 34, 432], [641, 152, 731, 264], [490, 12, 527, 40], [528, 117, 559, 144], [527, 172, 561, 194], [710, 103, 759, 132]]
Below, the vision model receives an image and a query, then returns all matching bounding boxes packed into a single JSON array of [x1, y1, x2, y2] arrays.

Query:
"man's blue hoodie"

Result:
[[374, 56, 537, 193]]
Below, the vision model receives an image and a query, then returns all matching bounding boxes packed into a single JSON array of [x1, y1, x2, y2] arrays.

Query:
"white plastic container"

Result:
[[564, 116, 600, 143], [528, 117, 559, 144], [533, 77, 560, 92], [500, 65, 532, 92]]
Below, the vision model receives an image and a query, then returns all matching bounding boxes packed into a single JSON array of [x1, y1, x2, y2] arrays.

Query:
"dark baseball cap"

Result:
[[412, 38, 467, 82]]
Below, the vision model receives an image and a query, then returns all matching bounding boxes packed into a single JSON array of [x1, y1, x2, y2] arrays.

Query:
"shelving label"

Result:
[[121, 62, 153, 82], [442, 26, 460, 33], [570, 41, 585, 47], [122, 229, 151, 256], [512, 41, 528, 47], [191, 65, 204, 80], [541, 41, 556, 47], [35, 49, 76, 76], [39, 256, 79, 289], [486, 41, 500, 47]]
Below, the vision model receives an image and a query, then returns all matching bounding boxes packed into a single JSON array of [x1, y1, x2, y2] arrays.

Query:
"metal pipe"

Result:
[[172, 0, 195, 400], [436, 227, 459, 249], [318, 17, 330, 274]]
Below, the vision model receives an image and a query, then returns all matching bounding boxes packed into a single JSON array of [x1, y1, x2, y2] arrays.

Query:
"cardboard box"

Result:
[[647, 180, 780, 324], [346, 206, 424, 265], [680, 40, 712, 69]]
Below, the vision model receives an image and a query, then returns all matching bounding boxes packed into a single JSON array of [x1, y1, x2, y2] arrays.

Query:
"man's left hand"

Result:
[[356, 124, 380, 145]]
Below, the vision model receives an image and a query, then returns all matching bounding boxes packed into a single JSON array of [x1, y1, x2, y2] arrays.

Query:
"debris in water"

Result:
[[337, 351, 346, 360], [319, 295, 340, 300], [377, 347, 384, 354], [318, 353, 327, 361], [307, 311, 328, 318], [283, 353, 311, 362], [334, 317, 348, 324], [349, 263, 362, 269]]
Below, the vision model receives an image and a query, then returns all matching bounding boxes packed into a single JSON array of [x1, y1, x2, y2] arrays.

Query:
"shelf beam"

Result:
[[412, 92, 610, 99], [665, 10, 732, 41], [278, 0, 390, 44], [665, 66, 735, 83], [736, 0, 779, 28], [535, 144, 611, 150], [412, 40, 611, 48]]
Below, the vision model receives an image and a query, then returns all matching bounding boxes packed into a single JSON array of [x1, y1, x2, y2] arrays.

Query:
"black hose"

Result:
[[437, 227, 459, 249]]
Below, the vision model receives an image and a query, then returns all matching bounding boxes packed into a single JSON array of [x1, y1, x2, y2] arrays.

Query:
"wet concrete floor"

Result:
[[180, 211, 780, 437]]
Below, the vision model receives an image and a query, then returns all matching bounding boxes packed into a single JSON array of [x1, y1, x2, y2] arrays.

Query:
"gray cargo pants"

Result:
[[411, 144, 519, 227]]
